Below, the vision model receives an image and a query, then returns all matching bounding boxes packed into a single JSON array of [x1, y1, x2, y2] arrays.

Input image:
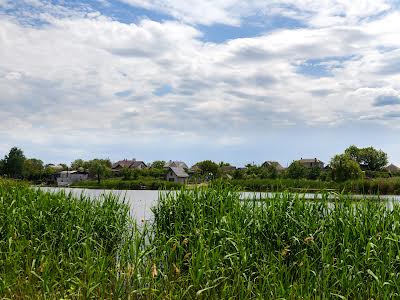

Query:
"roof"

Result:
[[386, 164, 400, 172], [60, 170, 88, 175], [164, 160, 188, 169], [298, 158, 323, 163], [112, 159, 147, 169], [262, 161, 284, 170], [169, 167, 189, 178]]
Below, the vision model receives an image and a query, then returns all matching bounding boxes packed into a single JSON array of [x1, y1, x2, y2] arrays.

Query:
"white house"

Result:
[[57, 170, 89, 187]]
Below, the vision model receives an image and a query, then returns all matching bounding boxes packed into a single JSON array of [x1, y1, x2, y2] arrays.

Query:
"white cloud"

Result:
[[1, 0, 400, 161]]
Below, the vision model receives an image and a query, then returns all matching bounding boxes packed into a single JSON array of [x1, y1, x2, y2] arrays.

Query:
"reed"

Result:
[[2, 179, 400, 298]]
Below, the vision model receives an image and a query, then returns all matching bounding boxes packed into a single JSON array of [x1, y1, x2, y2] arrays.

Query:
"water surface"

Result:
[[38, 187, 400, 223]]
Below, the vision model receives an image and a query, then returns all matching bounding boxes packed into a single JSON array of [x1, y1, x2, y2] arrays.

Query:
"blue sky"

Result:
[[1, 0, 400, 166]]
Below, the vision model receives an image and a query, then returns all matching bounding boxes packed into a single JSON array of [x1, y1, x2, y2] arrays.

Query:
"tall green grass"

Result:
[[3, 179, 400, 298], [0, 180, 132, 298], [145, 187, 400, 298]]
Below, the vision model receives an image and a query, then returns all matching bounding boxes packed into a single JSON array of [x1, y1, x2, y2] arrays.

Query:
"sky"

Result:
[[1, 0, 400, 167]]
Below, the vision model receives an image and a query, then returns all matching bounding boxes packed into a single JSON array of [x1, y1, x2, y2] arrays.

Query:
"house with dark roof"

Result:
[[166, 167, 189, 183], [298, 158, 324, 169], [261, 161, 284, 170], [112, 159, 147, 170], [164, 160, 188, 170]]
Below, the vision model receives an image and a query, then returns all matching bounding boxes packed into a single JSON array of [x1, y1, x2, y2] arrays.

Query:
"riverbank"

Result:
[[71, 178, 183, 190], [67, 177, 400, 195], [228, 177, 400, 194], [3, 179, 400, 298]]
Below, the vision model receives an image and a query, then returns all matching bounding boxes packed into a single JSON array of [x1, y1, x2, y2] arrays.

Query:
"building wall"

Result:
[[166, 171, 187, 183], [57, 173, 88, 187]]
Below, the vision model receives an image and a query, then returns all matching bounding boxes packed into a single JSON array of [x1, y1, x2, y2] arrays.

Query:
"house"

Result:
[[261, 161, 284, 170], [298, 158, 324, 169], [164, 160, 188, 170], [112, 159, 147, 170], [57, 170, 88, 187], [386, 164, 400, 173], [166, 167, 189, 183]]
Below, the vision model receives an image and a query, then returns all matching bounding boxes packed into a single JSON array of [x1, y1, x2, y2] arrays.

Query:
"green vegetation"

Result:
[[71, 177, 183, 190], [0, 179, 131, 298], [330, 154, 363, 182], [4, 180, 400, 298], [228, 177, 400, 194]]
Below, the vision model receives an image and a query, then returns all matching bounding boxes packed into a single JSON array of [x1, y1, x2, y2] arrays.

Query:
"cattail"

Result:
[[281, 246, 291, 257], [173, 263, 180, 276], [183, 252, 192, 262], [151, 264, 158, 278], [304, 236, 314, 244]]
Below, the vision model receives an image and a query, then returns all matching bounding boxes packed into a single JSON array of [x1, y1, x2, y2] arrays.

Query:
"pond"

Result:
[[38, 187, 400, 224]]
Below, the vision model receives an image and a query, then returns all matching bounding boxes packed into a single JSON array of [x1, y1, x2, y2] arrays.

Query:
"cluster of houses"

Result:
[[53, 158, 400, 187]]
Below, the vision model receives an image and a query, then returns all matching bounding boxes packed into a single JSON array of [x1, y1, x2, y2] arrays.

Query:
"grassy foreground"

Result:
[[2, 180, 400, 298]]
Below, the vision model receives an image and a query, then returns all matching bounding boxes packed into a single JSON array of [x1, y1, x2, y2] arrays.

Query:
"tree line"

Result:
[[0, 145, 394, 184]]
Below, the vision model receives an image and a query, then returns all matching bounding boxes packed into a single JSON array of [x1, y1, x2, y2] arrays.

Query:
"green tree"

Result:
[[151, 160, 166, 169], [88, 159, 111, 184], [344, 145, 388, 171], [307, 166, 321, 180], [71, 159, 88, 170], [196, 160, 220, 178], [0, 159, 4, 176], [3, 147, 26, 179], [286, 161, 307, 179], [22, 158, 44, 180], [330, 154, 363, 182]]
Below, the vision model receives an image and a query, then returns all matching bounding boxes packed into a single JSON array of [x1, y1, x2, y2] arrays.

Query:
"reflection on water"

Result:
[[38, 187, 400, 224]]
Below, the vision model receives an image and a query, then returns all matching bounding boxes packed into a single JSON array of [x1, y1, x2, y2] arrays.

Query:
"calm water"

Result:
[[38, 187, 400, 223]]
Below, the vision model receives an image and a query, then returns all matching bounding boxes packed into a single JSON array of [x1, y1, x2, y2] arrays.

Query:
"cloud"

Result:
[[1, 0, 400, 162]]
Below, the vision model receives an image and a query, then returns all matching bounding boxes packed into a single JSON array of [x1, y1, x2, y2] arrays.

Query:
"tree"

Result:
[[3, 147, 26, 179], [330, 154, 363, 182], [260, 164, 278, 179], [196, 160, 220, 178], [71, 159, 88, 170], [307, 166, 321, 180], [0, 159, 4, 176], [286, 161, 307, 179], [344, 145, 388, 171], [22, 158, 44, 180], [151, 160, 166, 169], [88, 159, 111, 184]]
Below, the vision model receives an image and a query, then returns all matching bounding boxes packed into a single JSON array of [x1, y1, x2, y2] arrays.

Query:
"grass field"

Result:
[[2, 179, 400, 298]]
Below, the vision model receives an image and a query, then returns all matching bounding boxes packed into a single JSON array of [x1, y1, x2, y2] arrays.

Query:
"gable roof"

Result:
[[298, 158, 323, 164], [164, 160, 188, 169], [386, 163, 400, 172], [112, 159, 147, 169], [169, 167, 189, 178], [262, 161, 284, 170]]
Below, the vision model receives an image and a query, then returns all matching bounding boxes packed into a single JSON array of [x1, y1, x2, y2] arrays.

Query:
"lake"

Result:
[[38, 187, 400, 224]]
